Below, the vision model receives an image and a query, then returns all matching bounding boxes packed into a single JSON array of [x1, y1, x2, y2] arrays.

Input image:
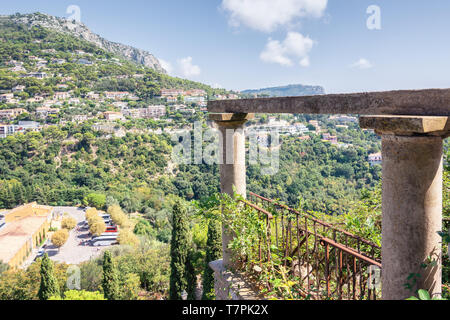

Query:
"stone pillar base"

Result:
[[209, 260, 262, 300]]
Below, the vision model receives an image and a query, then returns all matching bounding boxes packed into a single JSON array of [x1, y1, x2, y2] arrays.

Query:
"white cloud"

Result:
[[351, 58, 373, 69], [260, 32, 314, 67], [177, 57, 201, 78], [158, 58, 173, 74], [221, 0, 328, 32]]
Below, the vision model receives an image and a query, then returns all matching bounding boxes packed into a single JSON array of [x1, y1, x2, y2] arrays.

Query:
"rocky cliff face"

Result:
[[6, 12, 166, 73]]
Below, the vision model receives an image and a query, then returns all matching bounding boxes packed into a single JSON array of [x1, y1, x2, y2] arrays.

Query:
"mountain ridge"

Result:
[[2, 12, 166, 73], [242, 84, 325, 97]]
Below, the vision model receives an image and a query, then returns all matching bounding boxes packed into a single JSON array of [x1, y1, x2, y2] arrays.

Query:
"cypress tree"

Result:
[[102, 251, 119, 300], [38, 253, 60, 300], [202, 219, 222, 300], [185, 249, 197, 300], [169, 200, 189, 300]]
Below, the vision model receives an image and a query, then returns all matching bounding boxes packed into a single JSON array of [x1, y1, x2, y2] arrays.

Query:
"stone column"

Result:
[[360, 116, 449, 300], [209, 113, 254, 268]]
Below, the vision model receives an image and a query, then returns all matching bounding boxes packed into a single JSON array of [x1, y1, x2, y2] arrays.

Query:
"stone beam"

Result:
[[208, 89, 450, 116]]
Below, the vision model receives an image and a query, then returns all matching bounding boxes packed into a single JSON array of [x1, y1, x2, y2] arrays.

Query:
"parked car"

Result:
[[105, 226, 118, 233], [34, 248, 45, 261], [99, 214, 111, 221]]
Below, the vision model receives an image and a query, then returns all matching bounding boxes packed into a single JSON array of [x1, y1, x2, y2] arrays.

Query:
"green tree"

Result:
[[102, 251, 119, 300], [169, 200, 189, 300], [202, 219, 222, 300], [185, 249, 197, 300], [38, 253, 60, 300], [83, 193, 106, 209]]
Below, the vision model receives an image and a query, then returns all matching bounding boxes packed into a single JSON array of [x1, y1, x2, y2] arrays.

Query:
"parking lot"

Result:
[[39, 207, 113, 265]]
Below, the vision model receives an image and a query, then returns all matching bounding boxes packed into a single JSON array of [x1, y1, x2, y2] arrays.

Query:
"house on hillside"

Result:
[[36, 107, 60, 119], [54, 92, 71, 100], [0, 108, 26, 120], [103, 111, 124, 121], [12, 85, 25, 93], [0, 93, 15, 103], [368, 153, 382, 166], [322, 133, 338, 145], [160, 89, 185, 97], [104, 92, 130, 100]]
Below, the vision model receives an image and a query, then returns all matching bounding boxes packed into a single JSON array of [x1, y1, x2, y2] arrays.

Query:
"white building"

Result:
[[368, 153, 382, 166]]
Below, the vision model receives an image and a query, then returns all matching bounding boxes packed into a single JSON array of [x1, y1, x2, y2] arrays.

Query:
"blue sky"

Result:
[[3, 0, 450, 93]]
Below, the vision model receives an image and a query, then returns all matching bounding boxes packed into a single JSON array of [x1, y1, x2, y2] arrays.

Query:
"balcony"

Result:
[[207, 89, 450, 300]]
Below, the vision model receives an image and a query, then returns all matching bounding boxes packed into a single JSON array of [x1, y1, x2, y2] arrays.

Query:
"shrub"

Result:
[[51, 229, 69, 248], [133, 219, 155, 236], [49, 290, 106, 300], [61, 217, 77, 230], [117, 229, 139, 247]]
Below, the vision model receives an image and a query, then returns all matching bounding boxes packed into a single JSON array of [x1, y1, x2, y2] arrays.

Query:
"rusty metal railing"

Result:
[[235, 193, 382, 300]]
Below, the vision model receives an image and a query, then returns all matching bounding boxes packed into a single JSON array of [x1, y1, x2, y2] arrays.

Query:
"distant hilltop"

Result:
[[241, 84, 325, 97], [1, 12, 166, 73]]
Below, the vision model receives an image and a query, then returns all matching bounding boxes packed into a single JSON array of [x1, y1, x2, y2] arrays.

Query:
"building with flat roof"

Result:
[[368, 152, 382, 166], [0, 203, 53, 268]]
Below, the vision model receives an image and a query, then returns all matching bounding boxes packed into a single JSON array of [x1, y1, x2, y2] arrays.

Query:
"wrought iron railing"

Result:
[[234, 192, 382, 300]]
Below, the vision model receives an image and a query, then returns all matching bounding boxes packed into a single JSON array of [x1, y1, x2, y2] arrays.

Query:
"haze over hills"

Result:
[[242, 84, 325, 97], [1, 12, 166, 73]]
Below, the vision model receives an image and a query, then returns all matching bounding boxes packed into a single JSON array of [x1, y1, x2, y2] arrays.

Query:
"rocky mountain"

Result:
[[242, 84, 325, 97], [2, 12, 166, 73]]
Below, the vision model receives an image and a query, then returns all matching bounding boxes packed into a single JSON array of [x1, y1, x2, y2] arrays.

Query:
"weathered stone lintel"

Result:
[[209, 260, 262, 300], [360, 115, 450, 137], [208, 89, 450, 116]]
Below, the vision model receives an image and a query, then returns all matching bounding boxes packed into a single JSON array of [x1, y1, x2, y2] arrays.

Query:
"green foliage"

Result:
[[83, 193, 106, 210], [38, 253, 60, 300], [185, 250, 197, 300], [202, 218, 222, 300], [49, 290, 106, 300], [121, 273, 141, 300], [0, 261, 9, 275], [102, 251, 119, 300], [133, 218, 155, 237], [169, 200, 189, 300], [407, 289, 446, 300]]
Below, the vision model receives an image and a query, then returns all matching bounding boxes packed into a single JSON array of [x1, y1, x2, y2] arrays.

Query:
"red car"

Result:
[[105, 226, 118, 233]]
